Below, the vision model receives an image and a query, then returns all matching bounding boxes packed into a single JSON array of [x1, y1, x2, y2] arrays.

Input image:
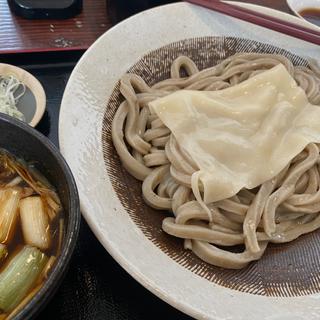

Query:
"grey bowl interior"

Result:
[[16, 86, 37, 124], [0, 113, 80, 320]]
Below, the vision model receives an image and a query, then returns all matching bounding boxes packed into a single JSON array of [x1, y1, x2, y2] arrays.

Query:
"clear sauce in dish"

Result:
[[299, 7, 320, 27]]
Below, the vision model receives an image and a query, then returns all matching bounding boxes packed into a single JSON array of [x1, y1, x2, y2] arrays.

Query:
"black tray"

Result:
[[1, 51, 191, 320]]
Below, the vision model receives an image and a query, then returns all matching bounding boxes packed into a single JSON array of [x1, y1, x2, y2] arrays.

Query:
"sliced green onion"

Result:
[[0, 188, 21, 243], [0, 246, 47, 313], [0, 75, 25, 121], [0, 244, 7, 261], [20, 197, 51, 250]]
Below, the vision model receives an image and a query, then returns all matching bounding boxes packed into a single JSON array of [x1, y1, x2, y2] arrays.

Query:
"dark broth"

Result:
[[0, 149, 64, 318], [299, 7, 320, 27]]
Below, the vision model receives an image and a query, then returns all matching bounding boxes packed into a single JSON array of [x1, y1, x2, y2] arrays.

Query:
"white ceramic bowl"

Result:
[[59, 2, 320, 320]]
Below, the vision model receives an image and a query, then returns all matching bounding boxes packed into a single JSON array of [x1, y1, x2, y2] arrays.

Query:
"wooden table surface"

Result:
[[0, 0, 294, 55], [0, 0, 112, 54]]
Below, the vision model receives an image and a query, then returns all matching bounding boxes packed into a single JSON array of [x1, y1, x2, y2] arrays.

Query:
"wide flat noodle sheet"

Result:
[[150, 64, 320, 202]]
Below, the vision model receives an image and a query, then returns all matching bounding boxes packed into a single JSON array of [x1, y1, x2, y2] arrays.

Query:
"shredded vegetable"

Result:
[[0, 76, 25, 121]]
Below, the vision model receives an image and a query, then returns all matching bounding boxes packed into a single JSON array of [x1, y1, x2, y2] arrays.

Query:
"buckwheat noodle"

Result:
[[111, 53, 320, 269]]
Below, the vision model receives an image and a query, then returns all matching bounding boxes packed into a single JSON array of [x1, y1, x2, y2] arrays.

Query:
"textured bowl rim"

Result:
[[0, 113, 81, 320]]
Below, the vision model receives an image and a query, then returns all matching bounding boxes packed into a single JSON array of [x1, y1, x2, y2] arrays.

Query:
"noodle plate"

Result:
[[112, 53, 320, 269]]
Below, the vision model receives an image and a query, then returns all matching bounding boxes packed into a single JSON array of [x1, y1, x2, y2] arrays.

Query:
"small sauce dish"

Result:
[[0, 63, 46, 127], [286, 0, 320, 27]]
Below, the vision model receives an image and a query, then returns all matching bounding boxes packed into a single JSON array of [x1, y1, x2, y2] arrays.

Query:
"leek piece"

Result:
[[0, 188, 21, 243], [39, 255, 56, 280], [5, 176, 22, 188], [45, 193, 61, 221], [5, 283, 42, 320], [20, 197, 51, 250], [20, 187, 34, 199], [0, 244, 7, 261], [28, 165, 53, 190], [0, 246, 47, 313]]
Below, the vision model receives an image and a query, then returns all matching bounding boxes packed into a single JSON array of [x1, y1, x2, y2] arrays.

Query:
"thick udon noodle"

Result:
[[112, 53, 320, 269]]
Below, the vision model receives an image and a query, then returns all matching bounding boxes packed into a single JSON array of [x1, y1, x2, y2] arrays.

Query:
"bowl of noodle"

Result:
[[59, 2, 320, 319]]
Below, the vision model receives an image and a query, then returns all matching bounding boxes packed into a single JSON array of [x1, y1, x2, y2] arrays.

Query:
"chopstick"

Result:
[[184, 0, 320, 45]]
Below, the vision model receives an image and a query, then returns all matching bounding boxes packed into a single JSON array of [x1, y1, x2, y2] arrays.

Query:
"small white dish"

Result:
[[287, 0, 320, 27], [0, 63, 46, 127]]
